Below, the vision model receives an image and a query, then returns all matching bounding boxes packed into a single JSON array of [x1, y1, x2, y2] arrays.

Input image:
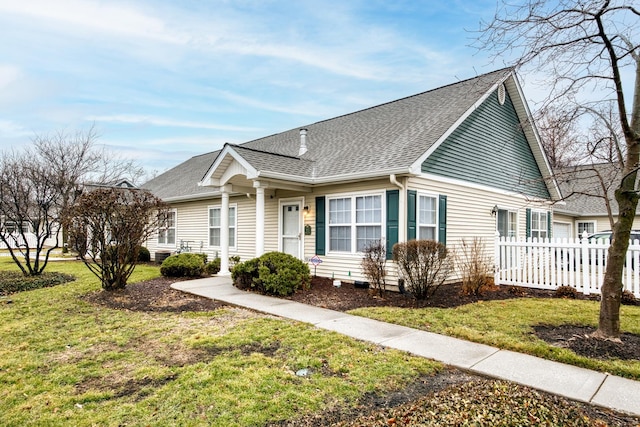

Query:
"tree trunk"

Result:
[[594, 186, 639, 339]]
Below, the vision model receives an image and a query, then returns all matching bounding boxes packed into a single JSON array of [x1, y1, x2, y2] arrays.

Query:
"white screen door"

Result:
[[281, 203, 301, 258]]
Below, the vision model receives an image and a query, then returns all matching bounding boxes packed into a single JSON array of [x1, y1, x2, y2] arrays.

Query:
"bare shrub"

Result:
[[392, 240, 453, 300], [456, 237, 493, 296], [361, 240, 387, 297]]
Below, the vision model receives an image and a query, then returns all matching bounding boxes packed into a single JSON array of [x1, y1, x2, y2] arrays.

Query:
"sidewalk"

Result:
[[172, 276, 640, 417]]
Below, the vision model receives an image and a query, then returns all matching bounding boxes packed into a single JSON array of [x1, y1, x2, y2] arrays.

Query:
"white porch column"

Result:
[[219, 186, 231, 275], [254, 181, 266, 257]]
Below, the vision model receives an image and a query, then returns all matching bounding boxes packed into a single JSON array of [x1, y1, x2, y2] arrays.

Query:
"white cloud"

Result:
[[0, 64, 20, 89], [0, 0, 187, 44], [86, 114, 261, 132], [0, 120, 28, 135]]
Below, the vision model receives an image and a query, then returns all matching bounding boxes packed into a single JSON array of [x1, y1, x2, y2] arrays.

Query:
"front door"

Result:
[[281, 203, 302, 258]]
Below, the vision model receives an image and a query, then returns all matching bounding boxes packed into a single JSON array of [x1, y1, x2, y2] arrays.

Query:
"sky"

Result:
[[0, 0, 537, 179]]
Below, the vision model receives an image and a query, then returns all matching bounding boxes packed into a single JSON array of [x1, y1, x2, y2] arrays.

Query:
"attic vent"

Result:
[[497, 83, 506, 105]]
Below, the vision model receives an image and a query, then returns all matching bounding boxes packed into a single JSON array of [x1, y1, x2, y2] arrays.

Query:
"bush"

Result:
[[194, 253, 208, 264], [138, 246, 151, 262], [0, 271, 76, 295], [231, 251, 310, 296], [456, 237, 493, 296], [205, 258, 221, 275], [554, 285, 578, 299], [160, 253, 205, 277], [361, 240, 387, 296], [622, 289, 636, 305], [392, 240, 453, 300]]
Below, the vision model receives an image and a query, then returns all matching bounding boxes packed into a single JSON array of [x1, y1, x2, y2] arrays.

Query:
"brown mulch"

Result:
[[84, 275, 640, 426]]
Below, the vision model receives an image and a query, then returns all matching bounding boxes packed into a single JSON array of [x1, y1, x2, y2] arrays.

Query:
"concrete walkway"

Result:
[[172, 276, 640, 417]]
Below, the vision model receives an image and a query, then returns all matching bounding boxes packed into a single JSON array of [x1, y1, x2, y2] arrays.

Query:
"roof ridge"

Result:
[[238, 67, 514, 148], [231, 143, 315, 162]]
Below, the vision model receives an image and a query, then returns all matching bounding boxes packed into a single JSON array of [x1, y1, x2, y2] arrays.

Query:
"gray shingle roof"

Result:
[[144, 68, 514, 198], [143, 151, 220, 200], [554, 163, 640, 216], [240, 68, 512, 178]]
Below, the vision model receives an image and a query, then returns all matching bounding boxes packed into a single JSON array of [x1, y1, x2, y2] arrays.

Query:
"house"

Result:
[[552, 163, 640, 238], [143, 68, 561, 285]]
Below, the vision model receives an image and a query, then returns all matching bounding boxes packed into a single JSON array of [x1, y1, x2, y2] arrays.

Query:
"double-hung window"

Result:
[[418, 194, 437, 240], [577, 221, 595, 236], [530, 211, 548, 239], [158, 210, 176, 245], [329, 194, 382, 253], [209, 205, 236, 248]]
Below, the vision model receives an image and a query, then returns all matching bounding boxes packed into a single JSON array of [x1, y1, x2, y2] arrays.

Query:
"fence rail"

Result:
[[495, 234, 640, 297], [0, 233, 39, 249]]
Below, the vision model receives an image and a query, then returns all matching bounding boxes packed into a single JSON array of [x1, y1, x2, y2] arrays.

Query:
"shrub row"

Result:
[[159, 253, 226, 277], [232, 252, 310, 296]]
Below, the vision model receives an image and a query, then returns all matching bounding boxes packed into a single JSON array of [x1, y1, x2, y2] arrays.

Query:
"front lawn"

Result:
[[0, 259, 439, 426], [350, 296, 640, 379]]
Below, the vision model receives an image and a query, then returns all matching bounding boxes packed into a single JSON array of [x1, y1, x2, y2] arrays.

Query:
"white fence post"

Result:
[[493, 232, 640, 298]]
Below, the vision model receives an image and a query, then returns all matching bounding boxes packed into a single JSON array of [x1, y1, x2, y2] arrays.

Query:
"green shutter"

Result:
[[547, 211, 552, 238], [386, 190, 399, 260], [315, 196, 326, 255], [525, 208, 531, 239], [438, 194, 447, 245], [407, 190, 417, 240]]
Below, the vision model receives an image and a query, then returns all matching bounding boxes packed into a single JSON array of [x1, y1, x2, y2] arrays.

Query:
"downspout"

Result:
[[389, 174, 407, 288], [390, 174, 404, 191]]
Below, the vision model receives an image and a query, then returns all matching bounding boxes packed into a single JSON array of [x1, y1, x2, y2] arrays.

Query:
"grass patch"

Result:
[[349, 297, 640, 379], [0, 258, 439, 426]]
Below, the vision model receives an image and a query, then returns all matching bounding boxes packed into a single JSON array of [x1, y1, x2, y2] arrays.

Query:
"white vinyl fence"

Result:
[[495, 233, 640, 297], [0, 233, 39, 250]]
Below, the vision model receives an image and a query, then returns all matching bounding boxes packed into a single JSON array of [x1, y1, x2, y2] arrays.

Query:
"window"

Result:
[[577, 221, 595, 236], [3, 221, 30, 234], [530, 211, 548, 239], [158, 210, 176, 245], [418, 195, 437, 240], [329, 194, 382, 252], [497, 209, 517, 238], [209, 205, 236, 248]]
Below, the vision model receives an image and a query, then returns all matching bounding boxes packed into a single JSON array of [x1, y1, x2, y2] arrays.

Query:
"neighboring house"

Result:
[[143, 68, 561, 285], [552, 163, 640, 239]]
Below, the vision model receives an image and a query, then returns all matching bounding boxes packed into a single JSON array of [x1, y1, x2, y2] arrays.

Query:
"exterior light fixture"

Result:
[[491, 205, 499, 216]]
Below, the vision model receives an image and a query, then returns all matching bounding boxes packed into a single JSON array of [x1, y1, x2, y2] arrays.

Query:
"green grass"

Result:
[[350, 296, 640, 379], [0, 258, 439, 426]]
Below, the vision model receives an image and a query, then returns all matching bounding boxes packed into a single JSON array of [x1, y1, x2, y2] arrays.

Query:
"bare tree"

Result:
[[535, 106, 582, 168], [64, 187, 166, 290], [477, 0, 640, 339], [0, 127, 144, 276]]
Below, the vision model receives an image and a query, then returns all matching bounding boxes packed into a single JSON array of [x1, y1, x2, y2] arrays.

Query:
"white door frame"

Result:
[[278, 197, 304, 259]]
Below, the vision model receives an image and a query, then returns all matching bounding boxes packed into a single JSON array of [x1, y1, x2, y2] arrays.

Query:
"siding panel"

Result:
[[422, 90, 550, 199]]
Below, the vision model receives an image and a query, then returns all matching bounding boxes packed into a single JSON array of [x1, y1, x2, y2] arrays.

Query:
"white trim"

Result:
[[495, 206, 519, 239], [325, 190, 386, 255], [199, 145, 259, 187], [416, 191, 439, 241], [278, 197, 305, 259], [418, 172, 553, 204], [577, 220, 597, 236], [207, 203, 238, 250], [157, 208, 177, 247]]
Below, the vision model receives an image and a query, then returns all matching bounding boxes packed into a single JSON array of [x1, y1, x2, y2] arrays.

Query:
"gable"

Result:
[[421, 89, 551, 200]]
